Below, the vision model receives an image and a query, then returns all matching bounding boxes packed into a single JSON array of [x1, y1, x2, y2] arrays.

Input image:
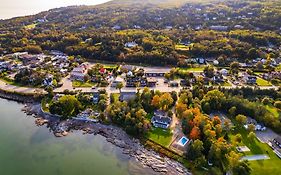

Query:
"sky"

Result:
[[0, 0, 111, 19]]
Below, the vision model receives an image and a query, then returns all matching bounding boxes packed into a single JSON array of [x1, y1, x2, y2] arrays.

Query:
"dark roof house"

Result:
[[151, 110, 172, 129]]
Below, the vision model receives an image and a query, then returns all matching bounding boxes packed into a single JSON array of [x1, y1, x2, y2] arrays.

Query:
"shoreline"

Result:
[[0, 88, 42, 103], [22, 102, 191, 175]]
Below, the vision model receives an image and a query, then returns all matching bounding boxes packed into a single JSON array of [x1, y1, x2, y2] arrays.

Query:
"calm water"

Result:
[[0, 0, 110, 19], [0, 98, 155, 175]]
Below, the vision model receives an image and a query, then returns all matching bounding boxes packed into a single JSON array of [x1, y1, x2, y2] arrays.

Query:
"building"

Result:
[[119, 91, 136, 102], [42, 74, 54, 86], [120, 65, 135, 72], [243, 75, 257, 84], [151, 110, 172, 129], [70, 63, 89, 81], [125, 42, 138, 48], [273, 137, 281, 148], [169, 81, 179, 87], [92, 92, 100, 104], [126, 77, 147, 87], [210, 25, 228, 31], [19, 54, 39, 65], [111, 77, 125, 87], [147, 77, 157, 87], [196, 57, 205, 64]]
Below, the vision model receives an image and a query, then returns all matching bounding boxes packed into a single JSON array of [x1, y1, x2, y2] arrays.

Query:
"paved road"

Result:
[[0, 76, 279, 95]]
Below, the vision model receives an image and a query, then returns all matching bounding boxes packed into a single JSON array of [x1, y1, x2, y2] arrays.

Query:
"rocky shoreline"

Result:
[[0, 89, 40, 103], [22, 103, 191, 175]]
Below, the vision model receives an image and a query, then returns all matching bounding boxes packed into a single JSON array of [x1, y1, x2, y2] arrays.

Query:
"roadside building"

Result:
[[147, 77, 157, 87], [111, 77, 125, 87], [151, 110, 172, 129], [119, 91, 136, 102], [169, 81, 179, 87]]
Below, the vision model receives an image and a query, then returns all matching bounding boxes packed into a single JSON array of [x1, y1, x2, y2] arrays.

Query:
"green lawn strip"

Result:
[[146, 127, 173, 147], [265, 105, 280, 118], [256, 77, 272, 86], [103, 64, 118, 69], [212, 81, 232, 87], [175, 44, 190, 51], [24, 23, 37, 29], [111, 93, 120, 103], [0, 77, 41, 88], [72, 80, 96, 88], [177, 67, 205, 72]]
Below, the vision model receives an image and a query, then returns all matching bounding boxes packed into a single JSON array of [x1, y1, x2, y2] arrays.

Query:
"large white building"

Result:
[[70, 63, 89, 81]]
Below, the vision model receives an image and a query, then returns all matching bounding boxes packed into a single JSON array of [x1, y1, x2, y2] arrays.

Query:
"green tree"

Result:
[[235, 115, 247, 126], [116, 82, 124, 93]]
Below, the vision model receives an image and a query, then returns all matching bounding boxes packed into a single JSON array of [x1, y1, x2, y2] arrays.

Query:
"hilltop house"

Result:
[[210, 25, 228, 31], [151, 110, 172, 129], [125, 42, 138, 48]]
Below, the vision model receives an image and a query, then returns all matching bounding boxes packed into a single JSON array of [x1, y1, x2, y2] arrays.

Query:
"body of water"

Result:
[[0, 0, 111, 19], [0, 98, 156, 175]]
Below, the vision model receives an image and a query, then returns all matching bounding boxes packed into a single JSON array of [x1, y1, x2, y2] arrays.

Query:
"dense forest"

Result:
[[0, 0, 280, 65]]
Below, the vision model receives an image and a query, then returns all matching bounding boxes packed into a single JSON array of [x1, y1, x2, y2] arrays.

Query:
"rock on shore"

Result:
[[24, 103, 191, 175]]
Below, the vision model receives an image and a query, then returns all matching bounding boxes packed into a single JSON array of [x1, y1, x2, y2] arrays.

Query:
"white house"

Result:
[[125, 42, 138, 48], [70, 63, 89, 81]]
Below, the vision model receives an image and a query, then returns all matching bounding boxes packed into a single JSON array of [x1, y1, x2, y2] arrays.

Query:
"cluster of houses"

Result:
[[0, 51, 71, 87]]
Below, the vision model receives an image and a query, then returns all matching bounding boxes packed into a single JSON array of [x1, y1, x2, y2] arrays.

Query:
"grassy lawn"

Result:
[[230, 126, 281, 175], [177, 67, 205, 72], [266, 105, 280, 118], [0, 77, 38, 87], [276, 64, 281, 71], [24, 23, 37, 29], [110, 93, 120, 103], [175, 44, 190, 51], [213, 81, 232, 87], [72, 80, 96, 88], [256, 77, 272, 86], [104, 64, 118, 69], [147, 127, 173, 147]]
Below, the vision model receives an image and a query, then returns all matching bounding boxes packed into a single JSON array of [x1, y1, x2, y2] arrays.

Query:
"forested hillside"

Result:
[[0, 0, 280, 65]]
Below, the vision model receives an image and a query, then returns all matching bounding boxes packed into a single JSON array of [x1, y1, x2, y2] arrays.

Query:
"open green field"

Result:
[[104, 64, 118, 69], [175, 44, 190, 51], [24, 23, 37, 29], [256, 77, 272, 86], [213, 81, 232, 87], [147, 127, 173, 147], [231, 126, 281, 175], [177, 67, 205, 72], [266, 105, 280, 118], [72, 80, 96, 88]]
